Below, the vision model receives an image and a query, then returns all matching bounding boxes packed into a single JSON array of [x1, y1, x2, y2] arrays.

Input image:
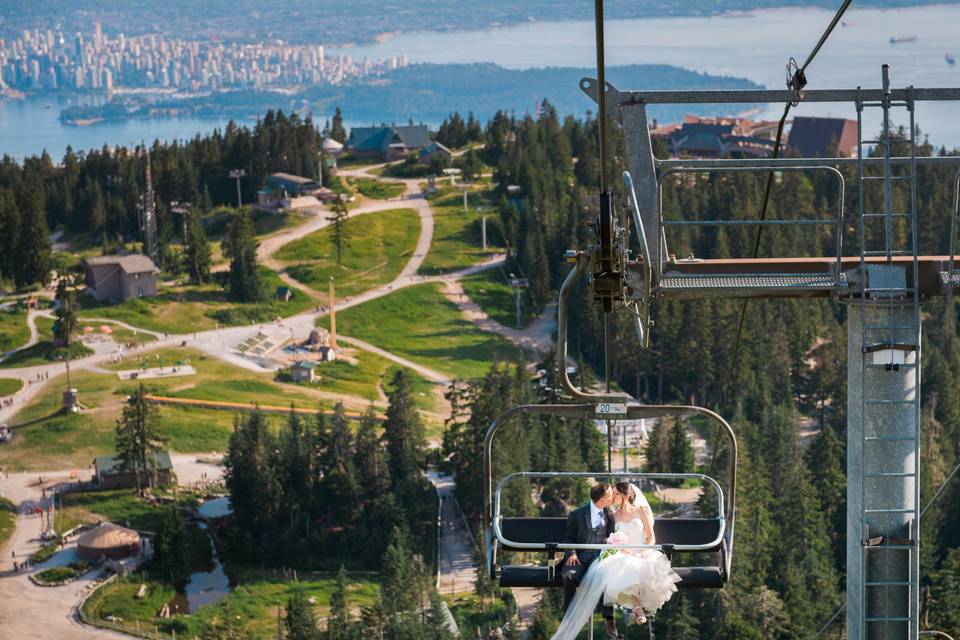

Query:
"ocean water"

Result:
[[1, 4, 958, 160]]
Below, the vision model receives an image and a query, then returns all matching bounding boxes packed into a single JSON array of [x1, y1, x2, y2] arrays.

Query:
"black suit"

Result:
[[561, 502, 615, 620]]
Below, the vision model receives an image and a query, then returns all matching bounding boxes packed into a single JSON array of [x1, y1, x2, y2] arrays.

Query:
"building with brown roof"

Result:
[[83, 255, 159, 302], [787, 116, 858, 157]]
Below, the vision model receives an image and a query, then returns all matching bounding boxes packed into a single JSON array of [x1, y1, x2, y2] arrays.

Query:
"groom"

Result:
[[562, 482, 617, 637]]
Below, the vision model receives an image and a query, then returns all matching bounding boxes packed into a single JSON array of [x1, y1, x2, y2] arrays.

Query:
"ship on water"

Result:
[[889, 35, 918, 44], [948, 53, 957, 65]]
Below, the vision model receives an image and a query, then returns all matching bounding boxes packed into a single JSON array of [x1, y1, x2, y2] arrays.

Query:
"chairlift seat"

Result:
[[499, 517, 722, 552]]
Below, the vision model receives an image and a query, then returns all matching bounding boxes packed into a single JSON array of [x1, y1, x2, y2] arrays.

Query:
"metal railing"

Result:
[[492, 471, 726, 553]]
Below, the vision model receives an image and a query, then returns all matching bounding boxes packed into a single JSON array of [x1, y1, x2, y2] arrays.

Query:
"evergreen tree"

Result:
[[656, 592, 699, 640], [383, 369, 426, 494], [222, 210, 262, 302], [460, 149, 483, 182], [326, 201, 350, 265], [330, 107, 347, 144], [154, 506, 191, 582], [644, 418, 672, 473], [184, 214, 212, 284], [327, 566, 354, 640], [286, 589, 318, 640], [53, 277, 78, 347], [0, 188, 19, 283], [114, 385, 166, 495], [320, 403, 360, 525], [668, 418, 695, 475], [380, 526, 418, 614], [424, 590, 454, 640], [354, 407, 391, 499], [14, 185, 51, 287]]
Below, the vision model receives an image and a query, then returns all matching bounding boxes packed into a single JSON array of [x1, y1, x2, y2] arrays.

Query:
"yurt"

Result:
[[77, 523, 141, 561]]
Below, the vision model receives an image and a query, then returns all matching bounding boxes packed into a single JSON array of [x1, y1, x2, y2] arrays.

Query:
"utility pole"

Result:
[[328, 277, 337, 350], [317, 151, 324, 186], [229, 169, 246, 209], [508, 275, 527, 329], [482, 216, 487, 250]]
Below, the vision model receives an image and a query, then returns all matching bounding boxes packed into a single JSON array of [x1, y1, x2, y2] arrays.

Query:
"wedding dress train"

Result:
[[550, 515, 681, 640]]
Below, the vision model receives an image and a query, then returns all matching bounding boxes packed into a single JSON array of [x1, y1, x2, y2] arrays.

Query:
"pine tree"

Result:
[[657, 592, 699, 640], [668, 418, 695, 475], [320, 403, 360, 525], [644, 418, 672, 473], [53, 277, 78, 347], [326, 201, 350, 265], [286, 589, 318, 640], [383, 369, 426, 495], [330, 107, 347, 144], [380, 526, 418, 614], [14, 186, 51, 287], [184, 214, 212, 284], [114, 385, 166, 495], [0, 188, 19, 283], [222, 210, 262, 302], [424, 590, 454, 640], [154, 506, 191, 582], [327, 566, 354, 640]]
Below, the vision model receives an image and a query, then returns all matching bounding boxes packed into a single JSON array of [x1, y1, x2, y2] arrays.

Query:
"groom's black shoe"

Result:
[[605, 618, 620, 639]]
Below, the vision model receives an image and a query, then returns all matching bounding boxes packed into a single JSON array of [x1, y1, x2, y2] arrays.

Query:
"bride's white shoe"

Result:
[[627, 610, 647, 626]]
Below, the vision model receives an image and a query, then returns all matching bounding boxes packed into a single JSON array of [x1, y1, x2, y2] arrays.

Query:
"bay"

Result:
[[1, 4, 958, 160]]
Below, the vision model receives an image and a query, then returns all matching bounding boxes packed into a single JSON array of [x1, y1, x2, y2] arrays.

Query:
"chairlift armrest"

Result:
[[660, 543, 675, 561]]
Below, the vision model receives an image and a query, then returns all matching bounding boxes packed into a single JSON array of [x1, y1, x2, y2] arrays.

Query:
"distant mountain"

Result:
[[61, 63, 764, 127], [3, 0, 956, 45]]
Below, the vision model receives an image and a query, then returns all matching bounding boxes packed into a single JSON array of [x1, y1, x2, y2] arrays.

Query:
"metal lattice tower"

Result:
[[850, 65, 922, 640], [140, 148, 159, 263], [570, 68, 960, 640]]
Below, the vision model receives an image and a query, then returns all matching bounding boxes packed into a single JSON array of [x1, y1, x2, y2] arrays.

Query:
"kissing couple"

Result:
[[553, 481, 681, 640]]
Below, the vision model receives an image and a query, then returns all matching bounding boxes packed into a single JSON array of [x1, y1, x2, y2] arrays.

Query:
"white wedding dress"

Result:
[[551, 492, 681, 640]]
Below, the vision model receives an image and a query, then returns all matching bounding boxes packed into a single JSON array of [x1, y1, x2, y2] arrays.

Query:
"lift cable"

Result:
[[920, 457, 960, 518], [812, 601, 846, 639], [720, 0, 855, 408]]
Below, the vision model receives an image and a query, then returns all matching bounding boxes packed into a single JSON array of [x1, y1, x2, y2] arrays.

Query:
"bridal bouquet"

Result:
[[599, 531, 629, 561]]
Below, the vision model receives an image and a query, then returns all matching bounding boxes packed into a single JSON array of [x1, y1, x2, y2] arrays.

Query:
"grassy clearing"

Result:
[[334, 283, 520, 380], [79, 269, 313, 334], [351, 177, 405, 200], [0, 378, 23, 396], [278, 208, 419, 298], [419, 186, 501, 275], [0, 345, 436, 469], [83, 570, 380, 639], [0, 497, 15, 550], [58, 489, 175, 534], [460, 267, 536, 328], [0, 309, 30, 352], [0, 366, 234, 470], [0, 340, 93, 369]]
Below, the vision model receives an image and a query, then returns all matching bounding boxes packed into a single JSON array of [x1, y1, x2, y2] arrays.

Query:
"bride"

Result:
[[552, 481, 682, 639]]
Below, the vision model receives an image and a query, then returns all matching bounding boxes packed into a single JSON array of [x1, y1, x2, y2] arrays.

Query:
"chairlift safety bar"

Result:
[[492, 470, 726, 552]]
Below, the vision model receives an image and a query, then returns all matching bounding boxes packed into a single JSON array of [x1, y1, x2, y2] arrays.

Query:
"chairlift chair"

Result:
[[483, 403, 737, 591]]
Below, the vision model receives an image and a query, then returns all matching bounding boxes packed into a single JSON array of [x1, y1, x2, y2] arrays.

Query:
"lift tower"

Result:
[[572, 69, 960, 640]]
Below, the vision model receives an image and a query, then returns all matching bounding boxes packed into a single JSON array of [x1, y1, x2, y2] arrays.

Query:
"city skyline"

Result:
[[0, 21, 410, 94]]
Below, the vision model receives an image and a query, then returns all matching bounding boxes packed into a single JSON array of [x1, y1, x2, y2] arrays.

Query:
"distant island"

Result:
[[60, 62, 763, 128]]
